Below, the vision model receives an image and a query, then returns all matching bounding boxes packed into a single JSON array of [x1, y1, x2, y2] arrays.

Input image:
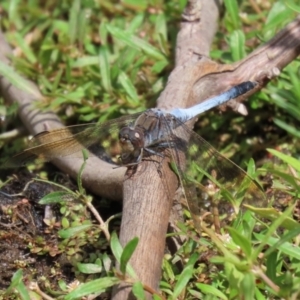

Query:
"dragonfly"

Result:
[[1, 81, 267, 231]]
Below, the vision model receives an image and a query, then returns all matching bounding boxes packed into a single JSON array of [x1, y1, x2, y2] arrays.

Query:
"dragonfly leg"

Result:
[[143, 147, 164, 158], [112, 148, 144, 169], [143, 147, 169, 177]]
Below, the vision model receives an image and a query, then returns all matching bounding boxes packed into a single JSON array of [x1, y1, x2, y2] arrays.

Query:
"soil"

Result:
[[0, 169, 122, 296]]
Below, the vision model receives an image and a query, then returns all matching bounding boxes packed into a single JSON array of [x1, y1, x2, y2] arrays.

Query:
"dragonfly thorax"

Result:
[[119, 126, 145, 165]]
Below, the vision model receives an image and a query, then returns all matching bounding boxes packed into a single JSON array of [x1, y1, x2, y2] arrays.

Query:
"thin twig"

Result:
[[85, 200, 111, 241], [28, 282, 56, 300]]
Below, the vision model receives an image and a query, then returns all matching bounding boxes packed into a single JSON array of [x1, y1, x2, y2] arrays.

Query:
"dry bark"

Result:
[[1, 1, 300, 299]]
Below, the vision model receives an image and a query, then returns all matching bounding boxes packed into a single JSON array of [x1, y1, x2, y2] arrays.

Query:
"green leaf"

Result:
[[72, 56, 99, 67], [58, 280, 68, 292], [61, 217, 70, 229], [120, 237, 139, 275], [255, 286, 266, 300], [128, 14, 145, 33], [245, 205, 300, 231], [64, 277, 120, 300], [6, 269, 23, 293], [185, 252, 199, 267], [285, 0, 300, 13], [195, 283, 228, 300], [52, 68, 63, 92], [154, 13, 167, 47], [15, 282, 31, 300], [246, 158, 256, 178], [132, 281, 146, 300], [162, 258, 175, 282], [77, 9, 88, 45], [69, 0, 81, 44], [266, 252, 278, 282], [110, 232, 137, 278], [227, 227, 252, 258], [77, 263, 102, 274], [99, 46, 112, 92], [265, 168, 300, 194], [252, 204, 295, 258], [0, 61, 40, 98], [229, 30, 246, 61], [14, 32, 37, 64], [151, 60, 168, 74], [58, 224, 92, 239], [262, 225, 300, 259], [8, 0, 20, 21], [110, 232, 124, 262], [224, 0, 240, 29], [118, 71, 139, 105], [287, 66, 300, 99], [270, 86, 300, 120], [240, 273, 255, 300], [267, 148, 300, 172], [77, 149, 89, 194], [39, 191, 73, 204], [4, 269, 31, 300], [264, 2, 291, 32], [123, 0, 147, 11], [106, 24, 166, 61], [273, 118, 300, 138], [224, 262, 244, 289], [172, 263, 194, 299], [255, 233, 300, 260], [280, 271, 294, 296], [114, 47, 139, 72]]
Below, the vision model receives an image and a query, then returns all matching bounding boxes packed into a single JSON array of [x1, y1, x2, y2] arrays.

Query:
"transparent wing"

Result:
[[162, 115, 267, 231], [1, 112, 143, 168]]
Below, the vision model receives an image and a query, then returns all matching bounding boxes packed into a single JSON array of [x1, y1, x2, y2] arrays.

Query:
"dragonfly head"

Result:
[[119, 127, 145, 164]]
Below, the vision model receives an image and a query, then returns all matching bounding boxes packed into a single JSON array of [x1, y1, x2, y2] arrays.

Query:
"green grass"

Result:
[[1, 0, 300, 299]]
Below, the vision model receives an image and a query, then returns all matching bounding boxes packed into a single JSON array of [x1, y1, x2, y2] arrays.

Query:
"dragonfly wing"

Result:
[[2, 112, 142, 168], [167, 116, 267, 229]]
